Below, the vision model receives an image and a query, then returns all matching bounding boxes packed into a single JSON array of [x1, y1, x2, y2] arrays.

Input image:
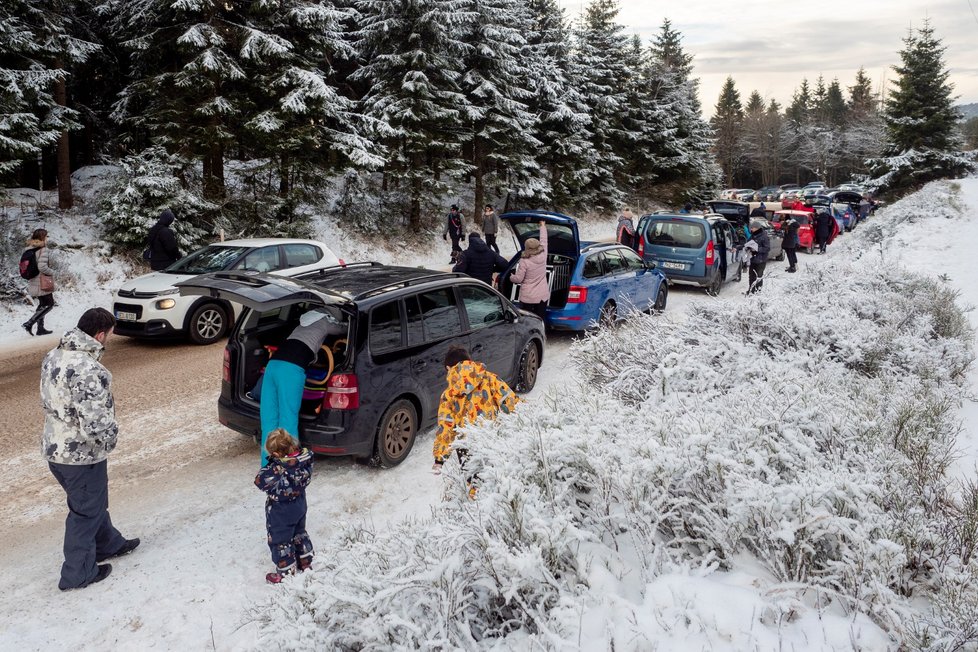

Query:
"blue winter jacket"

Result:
[[255, 448, 313, 503]]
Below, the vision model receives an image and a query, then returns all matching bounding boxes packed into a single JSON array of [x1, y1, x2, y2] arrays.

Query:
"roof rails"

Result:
[[353, 271, 468, 301], [311, 261, 384, 276]]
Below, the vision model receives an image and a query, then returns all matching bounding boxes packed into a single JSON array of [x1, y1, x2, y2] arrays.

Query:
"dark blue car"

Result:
[[496, 211, 669, 330]]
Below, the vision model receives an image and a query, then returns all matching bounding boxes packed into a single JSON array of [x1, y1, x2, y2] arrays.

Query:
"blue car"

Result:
[[496, 210, 668, 330], [634, 213, 744, 295]]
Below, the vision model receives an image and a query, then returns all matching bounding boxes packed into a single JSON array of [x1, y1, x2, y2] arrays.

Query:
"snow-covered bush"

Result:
[[249, 257, 976, 650], [866, 148, 977, 196], [0, 207, 29, 303], [101, 146, 215, 250]]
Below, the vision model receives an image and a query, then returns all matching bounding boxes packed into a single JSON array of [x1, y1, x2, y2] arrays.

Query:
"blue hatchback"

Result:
[[496, 211, 669, 330]]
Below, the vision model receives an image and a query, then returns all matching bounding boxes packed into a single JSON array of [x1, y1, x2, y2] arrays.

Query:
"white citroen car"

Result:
[[113, 238, 342, 344]]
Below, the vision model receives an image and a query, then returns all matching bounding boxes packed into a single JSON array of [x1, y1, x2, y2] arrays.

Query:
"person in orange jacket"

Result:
[[432, 346, 519, 481]]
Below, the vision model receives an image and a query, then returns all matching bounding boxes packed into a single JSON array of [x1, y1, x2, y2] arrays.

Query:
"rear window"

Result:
[[646, 220, 706, 249]]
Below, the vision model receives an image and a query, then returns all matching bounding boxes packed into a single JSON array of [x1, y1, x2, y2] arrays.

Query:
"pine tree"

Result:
[[522, 0, 593, 209], [848, 67, 877, 119], [354, 0, 471, 230], [458, 0, 539, 218], [786, 78, 811, 124], [825, 79, 847, 126], [884, 21, 959, 152], [574, 0, 629, 209], [711, 76, 743, 187]]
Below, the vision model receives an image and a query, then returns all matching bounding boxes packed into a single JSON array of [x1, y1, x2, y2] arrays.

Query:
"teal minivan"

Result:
[[634, 213, 745, 295]]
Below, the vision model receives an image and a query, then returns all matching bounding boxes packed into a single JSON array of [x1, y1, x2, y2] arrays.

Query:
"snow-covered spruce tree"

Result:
[[644, 18, 719, 202], [102, 146, 213, 250], [573, 0, 629, 211], [457, 0, 540, 218], [0, 0, 96, 191], [520, 0, 594, 211], [869, 21, 976, 192], [353, 0, 471, 231], [711, 75, 743, 187]]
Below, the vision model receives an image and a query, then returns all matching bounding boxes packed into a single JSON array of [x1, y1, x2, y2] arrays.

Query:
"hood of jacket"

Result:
[[58, 328, 105, 362], [467, 234, 489, 253], [444, 360, 496, 401], [157, 209, 175, 227]]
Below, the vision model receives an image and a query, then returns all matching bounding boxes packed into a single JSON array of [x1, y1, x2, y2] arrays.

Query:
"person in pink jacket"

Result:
[[510, 221, 549, 321]]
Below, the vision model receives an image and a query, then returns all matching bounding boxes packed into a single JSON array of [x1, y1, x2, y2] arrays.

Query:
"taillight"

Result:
[[567, 286, 588, 303], [338, 258, 346, 267], [326, 373, 359, 410], [222, 347, 231, 383], [637, 235, 645, 256], [705, 239, 715, 266]]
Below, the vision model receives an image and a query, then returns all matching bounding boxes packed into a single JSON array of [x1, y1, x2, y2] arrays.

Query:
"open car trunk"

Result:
[[498, 211, 580, 310], [497, 252, 575, 309]]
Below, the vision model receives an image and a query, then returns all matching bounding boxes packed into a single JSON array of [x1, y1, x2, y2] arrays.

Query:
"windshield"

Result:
[[646, 220, 706, 248], [166, 245, 249, 274]]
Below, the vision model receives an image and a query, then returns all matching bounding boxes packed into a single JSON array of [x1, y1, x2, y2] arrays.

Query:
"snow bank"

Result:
[[249, 246, 978, 648]]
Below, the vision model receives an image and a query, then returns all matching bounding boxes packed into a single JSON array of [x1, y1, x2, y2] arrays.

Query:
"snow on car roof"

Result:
[[211, 238, 326, 247]]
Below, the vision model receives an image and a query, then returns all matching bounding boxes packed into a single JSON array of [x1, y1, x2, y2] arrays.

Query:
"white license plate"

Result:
[[662, 262, 686, 270], [116, 311, 137, 321]]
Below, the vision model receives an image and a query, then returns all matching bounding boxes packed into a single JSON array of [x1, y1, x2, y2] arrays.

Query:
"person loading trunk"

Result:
[[509, 220, 549, 321], [746, 218, 770, 294]]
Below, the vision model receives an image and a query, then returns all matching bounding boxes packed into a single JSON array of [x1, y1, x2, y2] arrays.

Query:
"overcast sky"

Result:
[[563, 0, 978, 117]]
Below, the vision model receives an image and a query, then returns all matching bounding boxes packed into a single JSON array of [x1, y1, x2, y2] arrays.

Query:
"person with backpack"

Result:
[[442, 205, 465, 265], [616, 208, 635, 249], [21, 228, 56, 336], [146, 208, 182, 271]]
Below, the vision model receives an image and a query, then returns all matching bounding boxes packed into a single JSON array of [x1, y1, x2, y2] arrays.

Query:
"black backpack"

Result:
[[19, 247, 40, 280]]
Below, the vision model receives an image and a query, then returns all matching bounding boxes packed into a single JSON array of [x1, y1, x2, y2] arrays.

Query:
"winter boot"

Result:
[[22, 321, 33, 336], [297, 555, 313, 572], [265, 568, 295, 584], [35, 316, 53, 336]]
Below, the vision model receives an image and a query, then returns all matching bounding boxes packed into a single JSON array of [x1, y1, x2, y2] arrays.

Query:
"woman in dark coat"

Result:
[[814, 208, 835, 255], [147, 209, 182, 270]]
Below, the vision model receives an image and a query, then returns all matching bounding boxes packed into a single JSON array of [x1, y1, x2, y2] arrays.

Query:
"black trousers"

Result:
[[817, 236, 828, 253], [519, 300, 548, 321], [48, 460, 127, 589], [748, 261, 767, 294], [485, 233, 499, 253], [784, 247, 797, 268]]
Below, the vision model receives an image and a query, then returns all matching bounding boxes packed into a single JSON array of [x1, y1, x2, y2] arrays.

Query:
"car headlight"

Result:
[[156, 298, 176, 310], [156, 288, 180, 296]]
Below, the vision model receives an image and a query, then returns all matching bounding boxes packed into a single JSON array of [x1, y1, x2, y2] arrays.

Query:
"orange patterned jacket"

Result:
[[432, 361, 518, 463]]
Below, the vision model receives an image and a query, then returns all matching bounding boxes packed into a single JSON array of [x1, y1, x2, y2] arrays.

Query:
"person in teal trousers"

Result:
[[259, 308, 344, 466]]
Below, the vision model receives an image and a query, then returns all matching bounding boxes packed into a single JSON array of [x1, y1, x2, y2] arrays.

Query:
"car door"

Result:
[[457, 283, 515, 381], [601, 249, 642, 313], [618, 247, 657, 309], [403, 288, 468, 417], [233, 246, 281, 273]]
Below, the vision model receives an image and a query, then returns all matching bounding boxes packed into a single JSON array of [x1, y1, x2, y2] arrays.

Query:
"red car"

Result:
[[771, 210, 837, 254]]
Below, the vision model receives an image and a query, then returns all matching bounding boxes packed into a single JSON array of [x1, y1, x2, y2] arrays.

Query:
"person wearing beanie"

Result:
[[453, 233, 508, 285]]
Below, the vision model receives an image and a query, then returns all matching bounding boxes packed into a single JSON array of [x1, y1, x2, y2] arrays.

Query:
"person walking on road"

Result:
[[255, 428, 314, 584], [616, 208, 636, 249], [41, 307, 140, 591], [509, 220, 549, 321], [443, 205, 465, 264], [746, 218, 770, 294], [481, 205, 500, 254], [782, 214, 800, 273], [21, 228, 56, 336], [815, 207, 834, 254], [147, 208, 182, 271], [453, 233, 509, 286]]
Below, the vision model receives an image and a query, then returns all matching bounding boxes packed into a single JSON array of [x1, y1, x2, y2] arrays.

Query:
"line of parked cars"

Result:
[[111, 210, 671, 468]]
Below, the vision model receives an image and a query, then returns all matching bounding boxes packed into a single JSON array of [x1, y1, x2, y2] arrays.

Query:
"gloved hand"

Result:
[[442, 233, 447, 241], [431, 461, 443, 475]]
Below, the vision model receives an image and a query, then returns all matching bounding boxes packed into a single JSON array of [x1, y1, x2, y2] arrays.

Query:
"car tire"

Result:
[[653, 285, 668, 312], [373, 399, 417, 468], [599, 301, 617, 328], [706, 273, 722, 296], [188, 303, 228, 345], [515, 340, 540, 394]]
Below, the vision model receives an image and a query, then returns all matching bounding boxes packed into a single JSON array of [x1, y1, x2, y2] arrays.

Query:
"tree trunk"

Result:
[[203, 142, 226, 200], [53, 63, 72, 210], [473, 139, 485, 227], [409, 153, 423, 232], [279, 154, 290, 197]]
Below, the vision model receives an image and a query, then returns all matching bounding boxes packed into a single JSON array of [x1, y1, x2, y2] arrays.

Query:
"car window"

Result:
[[405, 296, 424, 346], [604, 249, 627, 274], [234, 246, 281, 273], [459, 285, 504, 330], [406, 288, 463, 343], [582, 254, 604, 279], [619, 248, 645, 271], [166, 245, 248, 274], [647, 221, 706, 248], [283, 244, 321, 268], [369, 300, 403, 353]]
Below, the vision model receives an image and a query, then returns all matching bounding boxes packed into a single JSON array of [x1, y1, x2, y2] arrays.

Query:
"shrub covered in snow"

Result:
[[866, 148, 977, 197], [248, 249, 978, 649]]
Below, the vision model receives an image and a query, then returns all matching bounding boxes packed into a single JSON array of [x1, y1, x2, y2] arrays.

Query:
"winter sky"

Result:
[[564, 0, 978, 115]]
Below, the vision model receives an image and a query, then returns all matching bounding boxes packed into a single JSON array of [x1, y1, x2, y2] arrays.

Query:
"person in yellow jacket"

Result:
[[432, 346, 519, 476]]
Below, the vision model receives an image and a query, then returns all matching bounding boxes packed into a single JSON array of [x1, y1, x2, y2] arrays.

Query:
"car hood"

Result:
[[500, 211, 580, 258], [117, 271, 191, 294]]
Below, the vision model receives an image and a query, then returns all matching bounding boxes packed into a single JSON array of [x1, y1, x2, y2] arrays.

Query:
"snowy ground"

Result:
[[2, 174, 976, 650]]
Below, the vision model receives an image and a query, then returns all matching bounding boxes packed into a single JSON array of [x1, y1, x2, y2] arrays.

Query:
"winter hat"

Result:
[[450, 204, 459, 211], [749, 218, 766, 232], [524, 238, 544, 257], [683, 202, 693, 211], [759, 202, 766, 210]]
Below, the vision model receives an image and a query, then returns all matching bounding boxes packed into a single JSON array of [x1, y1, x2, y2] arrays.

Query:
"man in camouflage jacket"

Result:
[[41, 308, 138, 590]]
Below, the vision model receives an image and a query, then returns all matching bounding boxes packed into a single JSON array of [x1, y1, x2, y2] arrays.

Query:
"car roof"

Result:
[[296, 262, 467, 303], [580, 242, 630, 254], [210, 238, 328, 247]]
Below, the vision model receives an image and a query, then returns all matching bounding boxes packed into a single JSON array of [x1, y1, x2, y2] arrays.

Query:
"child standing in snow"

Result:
[[255, 429, 314, 584]]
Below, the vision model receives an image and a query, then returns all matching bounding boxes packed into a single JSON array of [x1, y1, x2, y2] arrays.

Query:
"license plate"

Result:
[[116, 311, 137, 321], [662, 262, 686, 270]]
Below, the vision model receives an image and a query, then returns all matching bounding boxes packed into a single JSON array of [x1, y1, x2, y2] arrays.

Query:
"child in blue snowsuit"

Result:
[[255, 428, 314, 584]]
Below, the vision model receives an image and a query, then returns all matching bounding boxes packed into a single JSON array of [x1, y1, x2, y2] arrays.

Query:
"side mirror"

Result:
[[504, 308, 518, 323], [645, 260, 657, 270]]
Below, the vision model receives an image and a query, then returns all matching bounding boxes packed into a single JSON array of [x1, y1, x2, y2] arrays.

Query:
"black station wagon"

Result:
[[177, 263, 546, 467]]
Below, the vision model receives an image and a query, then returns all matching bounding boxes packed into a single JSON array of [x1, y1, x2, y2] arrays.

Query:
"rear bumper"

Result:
[[218, 395, 375, 458]]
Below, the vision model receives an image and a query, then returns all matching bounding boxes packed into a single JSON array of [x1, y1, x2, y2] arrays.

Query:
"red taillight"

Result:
[[338, 258, 346, 267], [326, 373, 359, 410], [705, 239, 715, 266], [637, 236, 645, 256], [222, 347, 231, 383], [567, 286, 588, 303]]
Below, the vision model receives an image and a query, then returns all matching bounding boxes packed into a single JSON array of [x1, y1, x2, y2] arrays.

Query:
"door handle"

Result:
[[413, 360, 427, 371], [472, 343, 484, 354]]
